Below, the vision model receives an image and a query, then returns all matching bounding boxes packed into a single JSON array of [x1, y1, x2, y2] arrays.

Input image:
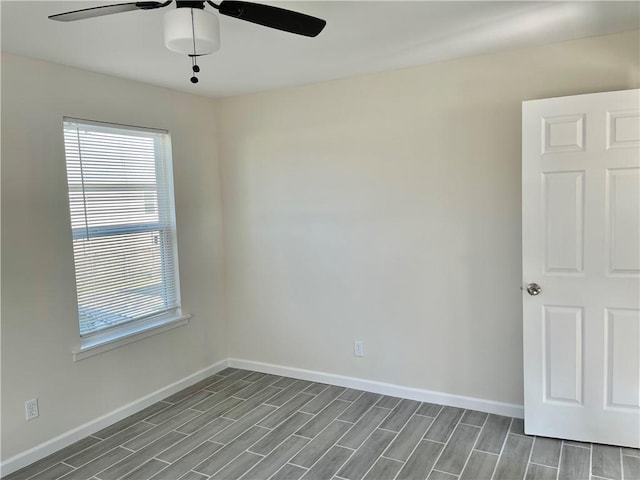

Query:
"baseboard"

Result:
[[3, 357, 524, 476], [0, 359, 229, 477], [228, 358, 524, 419]]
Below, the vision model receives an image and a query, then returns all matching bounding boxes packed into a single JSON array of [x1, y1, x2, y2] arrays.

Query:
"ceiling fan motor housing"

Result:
[[164, 7, 220, 55]]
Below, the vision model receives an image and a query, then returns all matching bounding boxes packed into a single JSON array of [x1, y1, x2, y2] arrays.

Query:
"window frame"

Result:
[[62, 117, 189, 360]]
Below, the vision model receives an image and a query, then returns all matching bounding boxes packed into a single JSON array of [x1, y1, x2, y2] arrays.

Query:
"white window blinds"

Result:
[[63, 118, 181, 337]]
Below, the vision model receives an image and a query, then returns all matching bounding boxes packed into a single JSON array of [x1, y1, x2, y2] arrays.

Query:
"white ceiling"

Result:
[[1, 1, 638, 98]]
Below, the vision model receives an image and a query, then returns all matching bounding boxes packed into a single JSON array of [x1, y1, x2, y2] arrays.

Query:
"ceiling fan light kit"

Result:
[[49, 0, 326, 84], [164, 7, 220, 55]]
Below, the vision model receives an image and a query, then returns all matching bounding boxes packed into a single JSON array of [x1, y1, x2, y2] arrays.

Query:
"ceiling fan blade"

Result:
[[49, 2, 169, 22], [218, 1, 326, 37]]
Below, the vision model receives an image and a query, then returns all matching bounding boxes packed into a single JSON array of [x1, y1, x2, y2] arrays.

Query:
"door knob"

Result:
[[527, 283, 542, 296]]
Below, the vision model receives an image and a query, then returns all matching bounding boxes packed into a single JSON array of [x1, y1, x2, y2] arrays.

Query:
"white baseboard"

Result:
[[228, 358, 524, 419], [2, 357, 524, 477], [0, 360, 229, 477]]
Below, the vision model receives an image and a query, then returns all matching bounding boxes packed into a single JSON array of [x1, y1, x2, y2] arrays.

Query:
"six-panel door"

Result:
[[522, 89, 640, 448]]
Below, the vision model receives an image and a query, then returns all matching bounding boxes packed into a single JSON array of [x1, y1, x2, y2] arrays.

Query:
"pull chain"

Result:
[[189, 8, 200, 84], [190, 55, 200, 84]]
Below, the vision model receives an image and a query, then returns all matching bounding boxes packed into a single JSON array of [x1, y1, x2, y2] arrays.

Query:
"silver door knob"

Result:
[[527, 283, 542, 296]]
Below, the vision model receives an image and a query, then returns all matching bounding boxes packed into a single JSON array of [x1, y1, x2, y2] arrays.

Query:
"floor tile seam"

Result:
[[207, 404, 276, 444], [217, 423, 272, 448], [230, 376, 286, 402], [243, 446, 267, 457], [589, 439, 594, 480], [619, 448, 625, 480], [459, 421, 486, 428], [87, 422, 156, 456], [321, 440, 361, 480], [197, 427, 274, 476], [260, 437, 314, 480], [432, 468, 460, 478], [336, 407, 395, 450], [127, 416, 199, 450], [563, 441, 592, 451], [286, 457, 313, 469], [151, 390, 220, 423], [266, 381, 311, 405], [426, 439, 447, 445], [479, 413, 490, 429], [622, 453, 640, 459], [290, 424, 360, 470], [193, 381, 263, 410], [489, 416, 514, 480], [339, 391, 366, 404], [246, 427, 306, 457], [358, 450, 389, 480], [378, 455, 404, 464], [267, 410, 317, 440], [203, 376, 251, 393], [555, 442, 564, 480], [414, 412, 436, 419], [299, 392, 350, 416], [522, 419, 538, 480], [32, 461, 79, 480], [337, 394, 381, 423], [380, 402, 421, 435], [426, 407, 468, 478], [457, 425, 486, 479], [386, 426, 436, 480], [529, 435, 556, 470], [108, 433, 185, 480], [234, 383, 286, 402], [156, 429, 222, 464], [89, 448, 135, 480], [256, 393, 317, 430], [65, 442, 137, 470], [289, 440, 354, 479], [294, 401, 353, 438], [334, 420, 397, 480], [175, 400, 240, 431], [423, 408, 461, 445], [185, 469, 209, 480], [303, 384, 330, 396], [528, 459, 558, 469]]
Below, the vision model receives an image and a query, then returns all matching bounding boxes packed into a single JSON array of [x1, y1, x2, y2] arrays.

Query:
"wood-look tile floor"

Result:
[[5, 369, 640, 480]]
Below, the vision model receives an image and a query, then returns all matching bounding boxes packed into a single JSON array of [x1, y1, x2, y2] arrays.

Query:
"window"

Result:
[[63, 118, 182, 339]]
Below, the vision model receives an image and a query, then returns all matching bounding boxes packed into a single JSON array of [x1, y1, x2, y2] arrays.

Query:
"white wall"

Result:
[[2, 29, 639, 465], [217, 30, 640, 407], [1, 54, 227, 460]]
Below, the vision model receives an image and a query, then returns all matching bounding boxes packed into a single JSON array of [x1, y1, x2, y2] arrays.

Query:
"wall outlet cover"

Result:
[[25, 398, 39, 421]]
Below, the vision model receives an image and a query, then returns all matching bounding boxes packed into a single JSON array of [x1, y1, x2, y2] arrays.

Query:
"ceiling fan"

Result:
[[49, 0, 327, 83]]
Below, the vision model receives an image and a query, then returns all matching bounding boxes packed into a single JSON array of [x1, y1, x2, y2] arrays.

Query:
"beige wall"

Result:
[[1, 54, 227, 460], [217, 30, 640, 406], [2, 30, 639, 463]]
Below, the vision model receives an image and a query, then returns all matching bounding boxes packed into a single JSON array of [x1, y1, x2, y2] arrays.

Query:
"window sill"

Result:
[[72, 313, 191, 361]]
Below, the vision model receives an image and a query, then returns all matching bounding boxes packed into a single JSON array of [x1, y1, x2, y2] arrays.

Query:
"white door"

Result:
[[522, 89, 640, 448]]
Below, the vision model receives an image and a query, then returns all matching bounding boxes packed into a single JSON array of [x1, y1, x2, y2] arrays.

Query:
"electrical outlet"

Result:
[[354, 340, 364, 357], [25, 398, 39, 421]]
